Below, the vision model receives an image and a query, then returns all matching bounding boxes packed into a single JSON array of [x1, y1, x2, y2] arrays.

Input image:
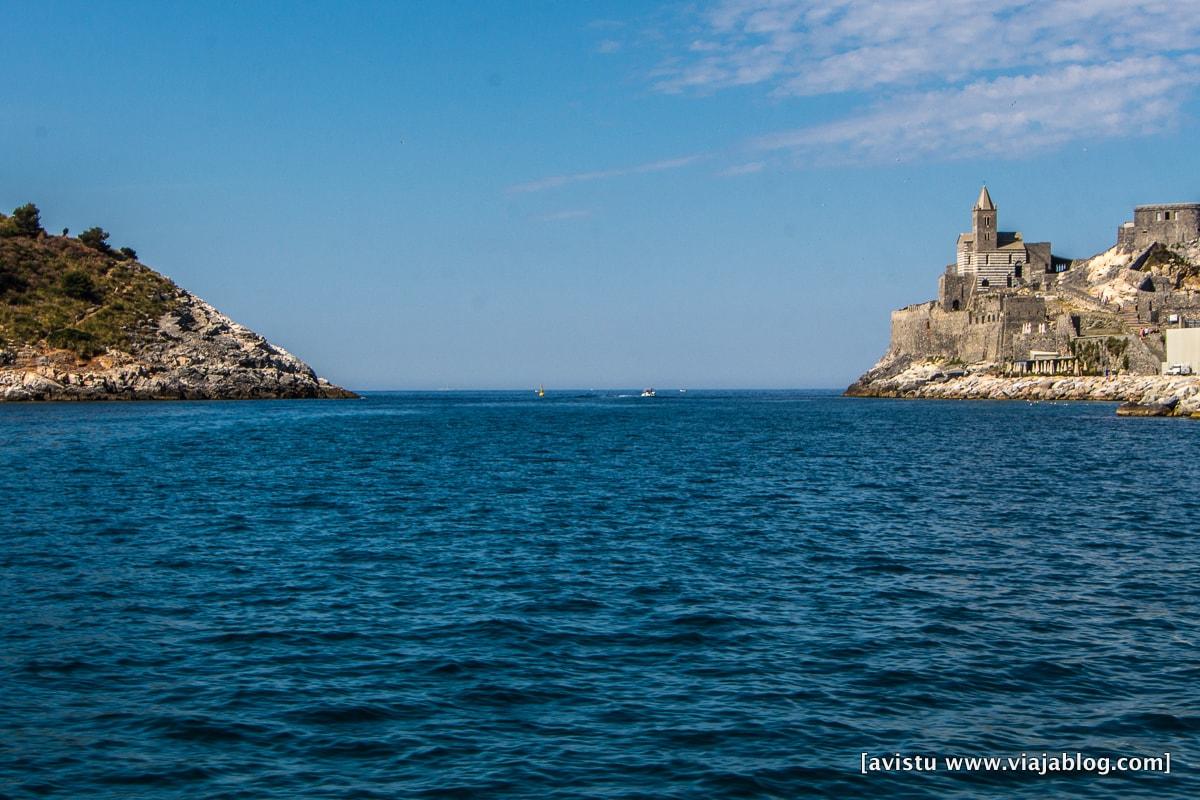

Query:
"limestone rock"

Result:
[[1, 290, 355, 402], [846, 357, 1200, 417], [1116, 400, 1177, 417]]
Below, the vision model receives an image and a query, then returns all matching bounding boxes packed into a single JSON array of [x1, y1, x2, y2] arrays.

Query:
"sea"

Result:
[[2, 390, 1198, 799]]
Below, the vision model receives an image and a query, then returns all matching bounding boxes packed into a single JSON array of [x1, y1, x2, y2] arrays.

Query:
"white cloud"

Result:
[[658, 0, 1200, 95], [754, 57, 1200, 163], [652, 0, 1200, 162], [507, 154, 707, 194], [719, 161, 766, 176], [596, 39, 622, 54]]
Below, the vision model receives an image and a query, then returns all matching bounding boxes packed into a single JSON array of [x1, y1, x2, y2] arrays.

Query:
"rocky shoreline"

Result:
[[1, 292, 356, 402], [846, 360, 1200, 417]]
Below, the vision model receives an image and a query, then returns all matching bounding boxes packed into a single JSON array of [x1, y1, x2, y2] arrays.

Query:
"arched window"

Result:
[[981, 278, 990, 288]]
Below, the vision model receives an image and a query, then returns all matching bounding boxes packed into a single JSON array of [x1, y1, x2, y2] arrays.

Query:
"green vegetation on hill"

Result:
[[0, 204, 181, 358], [1138, 243, 1190, 273], [1131, 242, 1200, 289]]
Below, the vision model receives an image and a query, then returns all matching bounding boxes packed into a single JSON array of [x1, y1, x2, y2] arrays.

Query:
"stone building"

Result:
[[889, 188, 1200, 379], [923, 188, 1073, 371], [954, 186, 1052, 290], [1116, 203, 1200, 250]]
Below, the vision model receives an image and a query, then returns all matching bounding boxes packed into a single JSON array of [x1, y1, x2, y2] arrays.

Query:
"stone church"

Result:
[[954, 186, 1052, 290], [938, 187, 1056, 313]]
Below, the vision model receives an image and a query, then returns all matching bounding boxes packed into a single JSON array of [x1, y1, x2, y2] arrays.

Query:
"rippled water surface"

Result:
[[3, 391, 1199, 798]]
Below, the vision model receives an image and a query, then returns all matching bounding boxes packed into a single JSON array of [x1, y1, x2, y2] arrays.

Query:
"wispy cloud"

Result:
[[754, 57, 1200, 163], [535, 209, 593, 222], [652, 0, 1200, 163], [719, 161, 765, 176], [595, 39, 622, 54], [507, 154, 707, 194]]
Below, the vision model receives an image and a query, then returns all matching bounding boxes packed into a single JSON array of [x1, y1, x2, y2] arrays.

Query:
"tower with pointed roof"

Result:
[[972, 185, 997, 252]]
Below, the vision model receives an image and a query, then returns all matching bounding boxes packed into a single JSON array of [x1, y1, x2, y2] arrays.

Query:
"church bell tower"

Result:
[[972, 185, 996, 253]]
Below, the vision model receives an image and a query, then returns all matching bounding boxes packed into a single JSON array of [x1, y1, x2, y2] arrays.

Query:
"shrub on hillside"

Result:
[[46, 328, 104, 358], [0, 261, 25, 296], [60, 269, 99, 301], [0, 203, 44, 238], [118, 246, 137, 261], [79, 227, 113, 253]]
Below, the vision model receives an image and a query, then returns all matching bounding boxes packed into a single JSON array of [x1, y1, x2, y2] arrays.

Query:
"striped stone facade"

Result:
[[955, 248, 1026, 288]]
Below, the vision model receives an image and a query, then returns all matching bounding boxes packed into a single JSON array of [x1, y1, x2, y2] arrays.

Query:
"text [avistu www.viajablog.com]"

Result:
[[860, 752, 1171, 776]]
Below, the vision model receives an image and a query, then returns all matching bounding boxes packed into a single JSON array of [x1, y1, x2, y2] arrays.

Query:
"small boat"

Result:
[[640, 388, 656, 397], [536, 385, 545, 398]]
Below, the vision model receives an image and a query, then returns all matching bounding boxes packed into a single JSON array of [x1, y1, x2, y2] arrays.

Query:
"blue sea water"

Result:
[[2, 390, 1199, 799]]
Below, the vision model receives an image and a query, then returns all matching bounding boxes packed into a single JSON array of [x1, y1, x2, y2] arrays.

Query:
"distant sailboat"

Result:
[[537, 385, 545, 398]]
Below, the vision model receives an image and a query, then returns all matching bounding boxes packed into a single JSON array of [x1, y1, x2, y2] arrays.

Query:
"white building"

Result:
[[1164, 328, 1200, 374]]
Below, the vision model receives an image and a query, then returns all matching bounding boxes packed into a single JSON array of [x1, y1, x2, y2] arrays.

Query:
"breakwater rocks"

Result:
[[0, 292, 356, 402], [846, 360, 1200, 417]]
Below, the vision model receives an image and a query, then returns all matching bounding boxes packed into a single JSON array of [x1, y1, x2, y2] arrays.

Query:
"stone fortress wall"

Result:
[[888, 295, 1072, 366]]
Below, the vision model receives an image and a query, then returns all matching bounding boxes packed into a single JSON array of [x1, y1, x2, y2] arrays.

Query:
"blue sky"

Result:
[[3, 0, 1200, 389]]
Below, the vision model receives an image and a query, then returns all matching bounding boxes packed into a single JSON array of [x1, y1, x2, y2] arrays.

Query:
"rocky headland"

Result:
[[0, 204, 354, 401], [847, 191, 1200, 417]]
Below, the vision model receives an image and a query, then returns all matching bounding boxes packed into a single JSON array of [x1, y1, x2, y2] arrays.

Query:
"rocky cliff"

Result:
[[0, 208, 354, 401]]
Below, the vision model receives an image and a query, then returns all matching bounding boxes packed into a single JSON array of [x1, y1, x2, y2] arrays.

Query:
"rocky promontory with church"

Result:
[[847, 187, 1200, 416]]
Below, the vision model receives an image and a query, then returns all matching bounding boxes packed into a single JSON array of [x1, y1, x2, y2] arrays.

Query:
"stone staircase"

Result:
[[1117, 309, 1166, 364], [1057, 284, 1165, 364], [1119, 308, 1148, 334]]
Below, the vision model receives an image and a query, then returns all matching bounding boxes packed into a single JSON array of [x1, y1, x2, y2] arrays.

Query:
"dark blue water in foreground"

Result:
[[3, 391, 1199, 799]]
